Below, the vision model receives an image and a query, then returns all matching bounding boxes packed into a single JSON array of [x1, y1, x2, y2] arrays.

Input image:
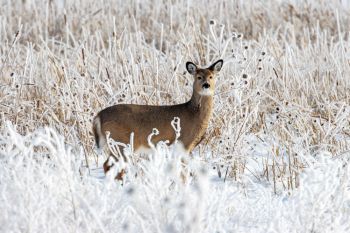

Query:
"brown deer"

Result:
[[93, 59, 223, 178]]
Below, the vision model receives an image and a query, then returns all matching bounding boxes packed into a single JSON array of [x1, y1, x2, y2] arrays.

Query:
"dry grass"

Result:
[[1, 0, 350, 192]]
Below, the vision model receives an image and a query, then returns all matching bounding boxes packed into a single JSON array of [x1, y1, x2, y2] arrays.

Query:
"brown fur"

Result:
[[93, 60, 223, 177]]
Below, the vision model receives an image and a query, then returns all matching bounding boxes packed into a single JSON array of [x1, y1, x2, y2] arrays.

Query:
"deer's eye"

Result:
[[209, 76, 213, 79], [197, 76, 202, 80]]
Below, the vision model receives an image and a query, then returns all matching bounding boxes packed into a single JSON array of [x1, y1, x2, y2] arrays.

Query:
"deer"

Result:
[[92, 59, 224, 180]]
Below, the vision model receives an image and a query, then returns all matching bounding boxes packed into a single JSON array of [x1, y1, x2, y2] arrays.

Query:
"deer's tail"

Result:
[[92, 115, 104, 149]]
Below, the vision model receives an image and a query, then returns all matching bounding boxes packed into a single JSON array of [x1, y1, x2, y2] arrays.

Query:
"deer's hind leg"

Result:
[[103, 146, 128, 183]]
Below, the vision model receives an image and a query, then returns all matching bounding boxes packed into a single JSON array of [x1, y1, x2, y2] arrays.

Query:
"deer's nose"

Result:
[[203, 83, 210, 89]]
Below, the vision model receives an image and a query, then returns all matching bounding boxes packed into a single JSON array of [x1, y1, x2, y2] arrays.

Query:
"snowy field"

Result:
[[1, 0, 350, 232]]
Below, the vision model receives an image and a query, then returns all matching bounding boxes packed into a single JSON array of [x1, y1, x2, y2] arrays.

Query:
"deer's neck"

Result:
[[188, 91, 213, 119]]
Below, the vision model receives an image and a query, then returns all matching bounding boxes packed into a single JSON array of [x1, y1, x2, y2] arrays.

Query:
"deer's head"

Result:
[[186, 59, 223, 96]]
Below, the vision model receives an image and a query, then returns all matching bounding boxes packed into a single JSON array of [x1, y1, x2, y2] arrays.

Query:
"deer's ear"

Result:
[[186, 62, 197, 75], [209, 59, 223, 73]]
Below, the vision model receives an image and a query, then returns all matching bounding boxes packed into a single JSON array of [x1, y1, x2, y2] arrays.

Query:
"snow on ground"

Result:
[[1, 123, 349, 233]]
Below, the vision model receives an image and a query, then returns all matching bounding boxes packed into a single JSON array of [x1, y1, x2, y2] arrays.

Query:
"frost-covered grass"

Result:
[[1, 0, 350, 232], [1, 123, 350, 232]]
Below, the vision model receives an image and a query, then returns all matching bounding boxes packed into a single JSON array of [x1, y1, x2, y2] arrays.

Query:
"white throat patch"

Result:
[[199, 89, 213, 96]]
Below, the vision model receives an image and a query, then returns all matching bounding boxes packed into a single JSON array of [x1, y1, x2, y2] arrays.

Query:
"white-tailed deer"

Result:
[[93, 59, 223, 178]]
